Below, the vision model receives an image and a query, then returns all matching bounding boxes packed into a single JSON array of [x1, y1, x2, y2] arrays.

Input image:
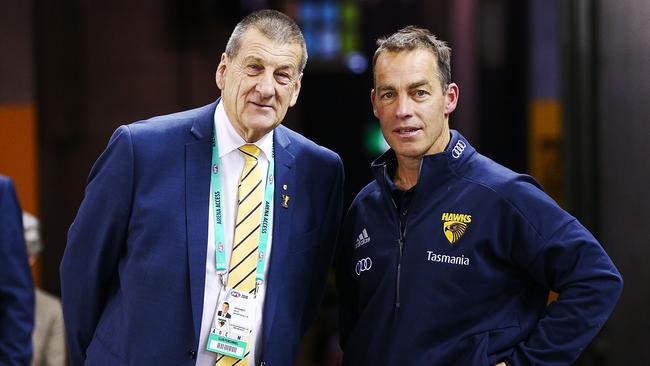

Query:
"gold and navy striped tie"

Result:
[[216, 144, 263, 366]]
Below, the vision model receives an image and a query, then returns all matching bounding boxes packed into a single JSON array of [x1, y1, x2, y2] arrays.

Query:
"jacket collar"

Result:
[[261, 124, 294, 348], [370, 129, 475, 191], [186, 100, 219, 342]]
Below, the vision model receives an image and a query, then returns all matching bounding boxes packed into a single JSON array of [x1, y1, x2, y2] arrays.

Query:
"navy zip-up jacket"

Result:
[[336, 131, 622, 365]]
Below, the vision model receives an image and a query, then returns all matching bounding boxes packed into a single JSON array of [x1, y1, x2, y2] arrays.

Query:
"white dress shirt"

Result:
[[195, 101, 274, 366]]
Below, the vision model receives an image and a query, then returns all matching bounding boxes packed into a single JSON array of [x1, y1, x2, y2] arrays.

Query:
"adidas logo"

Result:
[[355, 228, 371, 249]]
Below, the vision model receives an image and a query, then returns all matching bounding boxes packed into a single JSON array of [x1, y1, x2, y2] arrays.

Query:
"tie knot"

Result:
[[239, 144, 261, 161]]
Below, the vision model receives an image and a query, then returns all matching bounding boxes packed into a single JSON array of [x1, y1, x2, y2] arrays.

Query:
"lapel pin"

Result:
[[281, 194, 290, 209], [282, 184, 288, 191]]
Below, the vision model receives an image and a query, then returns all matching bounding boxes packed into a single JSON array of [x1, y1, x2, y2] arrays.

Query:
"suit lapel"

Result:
[[263, 126, 295, 347], [185, 102, 216, 342]]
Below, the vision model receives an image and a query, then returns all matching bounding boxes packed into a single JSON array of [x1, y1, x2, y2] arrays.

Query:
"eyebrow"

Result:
[[375, 84, 395, 93], [242, 56, 297, 72], [376, 80, 430, 93], [407, 80, 430, 90]]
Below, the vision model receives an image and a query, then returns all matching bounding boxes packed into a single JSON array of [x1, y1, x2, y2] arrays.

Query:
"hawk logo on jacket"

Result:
[[441, 212, 472, 244]]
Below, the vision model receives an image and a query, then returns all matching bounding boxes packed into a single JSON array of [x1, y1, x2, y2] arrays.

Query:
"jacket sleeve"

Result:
[[0, 177, 35, 366], [60, 126, 135, 366], [508, 217, 623, 365]]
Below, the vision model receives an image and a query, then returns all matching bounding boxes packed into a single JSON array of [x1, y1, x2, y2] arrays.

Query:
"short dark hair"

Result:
[[225, 9, 308, 72], [373, 26, 451, 91]]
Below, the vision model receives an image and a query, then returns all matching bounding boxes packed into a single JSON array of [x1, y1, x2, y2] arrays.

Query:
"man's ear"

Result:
[[370, 89, 378, 118], [215, 53, 228, 91], [289, 72, 303, 107], [444, 82, 459, 115]]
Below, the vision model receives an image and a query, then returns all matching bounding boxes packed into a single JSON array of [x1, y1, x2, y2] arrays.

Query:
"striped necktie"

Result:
[[216, 144, 263, 366]]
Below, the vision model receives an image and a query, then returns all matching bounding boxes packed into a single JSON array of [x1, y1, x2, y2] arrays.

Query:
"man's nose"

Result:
[[255, 71, 275, 98], [395, 94, 414, 119]]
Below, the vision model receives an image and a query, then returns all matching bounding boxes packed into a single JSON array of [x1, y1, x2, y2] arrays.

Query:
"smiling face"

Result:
[[371, 48, 458, 164], [216, 28, 303, 142]]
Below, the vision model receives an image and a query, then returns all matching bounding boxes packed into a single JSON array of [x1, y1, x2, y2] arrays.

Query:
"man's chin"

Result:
[[241, 118, 280, 139]]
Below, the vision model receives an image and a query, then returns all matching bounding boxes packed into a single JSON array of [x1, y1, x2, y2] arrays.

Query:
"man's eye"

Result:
[[247, 64, 262, 72], [381, 92, 395, 99], [275, 73, 291, 84], [415, 90, 429, 97]]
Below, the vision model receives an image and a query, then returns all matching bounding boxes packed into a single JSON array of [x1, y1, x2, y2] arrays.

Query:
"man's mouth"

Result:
[[249, 101, 274, 110], [394, 127, 421, 137]]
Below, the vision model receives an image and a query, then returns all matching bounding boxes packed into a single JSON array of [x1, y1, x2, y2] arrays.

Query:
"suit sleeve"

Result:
[[300, 153, 345, 336], [0, 177, 34, 366], [60, 126, 135, 366], [508, 217, 623, 365]]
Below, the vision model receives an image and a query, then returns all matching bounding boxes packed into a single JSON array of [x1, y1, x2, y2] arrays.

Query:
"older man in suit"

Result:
[[61, 9, 344, 366], [0, 175, 34, 366]]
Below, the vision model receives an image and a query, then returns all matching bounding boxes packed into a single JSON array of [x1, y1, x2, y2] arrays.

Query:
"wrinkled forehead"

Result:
[[235, 29, 303, 71]]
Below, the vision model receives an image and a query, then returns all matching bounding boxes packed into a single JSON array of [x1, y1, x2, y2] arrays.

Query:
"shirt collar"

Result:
[[214, 100, 274, 160]]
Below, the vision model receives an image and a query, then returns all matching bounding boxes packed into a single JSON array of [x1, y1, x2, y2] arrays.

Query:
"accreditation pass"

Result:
[[207, 288, 256, 359]]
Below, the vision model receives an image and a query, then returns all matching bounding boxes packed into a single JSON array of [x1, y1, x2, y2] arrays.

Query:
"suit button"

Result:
[[188, 350, 196, 359]]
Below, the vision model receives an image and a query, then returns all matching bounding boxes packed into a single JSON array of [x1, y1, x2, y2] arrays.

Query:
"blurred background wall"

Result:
[[1, 0, 648, 364]]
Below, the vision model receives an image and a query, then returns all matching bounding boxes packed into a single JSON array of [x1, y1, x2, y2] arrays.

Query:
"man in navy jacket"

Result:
[[337, 26, 622, 365], [0, 175, 34, 365], [62, 10, 343, 366]]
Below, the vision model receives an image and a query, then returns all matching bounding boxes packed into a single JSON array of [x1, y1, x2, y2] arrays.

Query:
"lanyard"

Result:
[[210, 124, 275, 290]]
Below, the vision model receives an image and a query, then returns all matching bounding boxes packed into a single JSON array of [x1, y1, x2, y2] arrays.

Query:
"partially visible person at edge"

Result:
[[23, 212, 66, 366], [61, 9, 344, 366], [0, 175, 34, 366], [336, 26, 622, 366]]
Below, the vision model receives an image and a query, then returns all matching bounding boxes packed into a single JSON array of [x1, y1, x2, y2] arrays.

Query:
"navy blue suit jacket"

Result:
[[0, 175, 34, 365], [61, 101, 344, 366]]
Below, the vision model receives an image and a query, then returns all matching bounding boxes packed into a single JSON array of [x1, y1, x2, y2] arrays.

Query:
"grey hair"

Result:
[[225, 9, 308, 72], [373, 25, 451, 91], [22, 212, 42, 257]]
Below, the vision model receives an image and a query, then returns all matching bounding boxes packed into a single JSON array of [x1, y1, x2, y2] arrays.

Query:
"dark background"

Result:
[[1, 0, 648, 364]]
